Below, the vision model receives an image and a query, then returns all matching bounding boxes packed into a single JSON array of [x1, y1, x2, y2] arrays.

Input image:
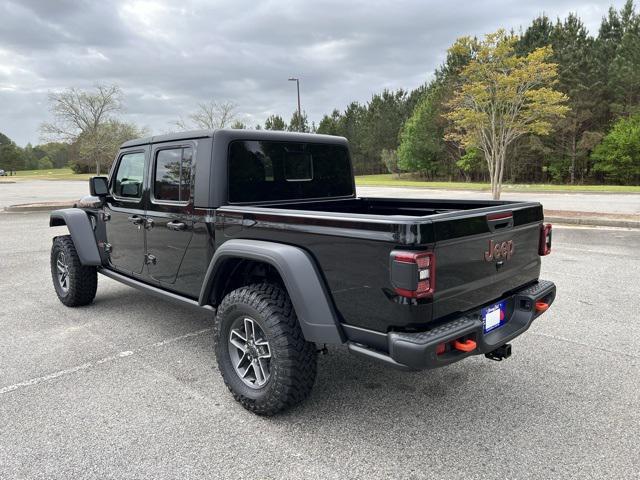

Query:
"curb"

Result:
[[4, 202, 75, 213], [545, 215, 639, 229]]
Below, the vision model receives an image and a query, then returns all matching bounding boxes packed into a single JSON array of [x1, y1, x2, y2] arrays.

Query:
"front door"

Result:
[[105, 148, 148, 276], [144, 144, 194, 286]]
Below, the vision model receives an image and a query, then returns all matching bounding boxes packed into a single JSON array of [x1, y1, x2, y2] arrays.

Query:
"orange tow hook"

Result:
[[453, 339, 477, 352], [535, 301, 549, 313]]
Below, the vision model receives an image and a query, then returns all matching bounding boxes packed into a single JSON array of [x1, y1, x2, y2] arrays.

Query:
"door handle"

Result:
[[128, 215, 144, 226], [166, 220, 187, 231]]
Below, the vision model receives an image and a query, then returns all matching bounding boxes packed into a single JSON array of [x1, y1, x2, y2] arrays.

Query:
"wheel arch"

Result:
[[49, 208, 102, 266], [199, 239, 345, 345]]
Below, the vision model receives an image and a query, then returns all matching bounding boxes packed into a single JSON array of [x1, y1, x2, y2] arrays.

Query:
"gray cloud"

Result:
[[0, 0, 625, 145]]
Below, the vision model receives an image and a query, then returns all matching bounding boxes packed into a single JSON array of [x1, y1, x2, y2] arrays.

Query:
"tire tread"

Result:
[[214, 283, 317, 415], [50, 235, 97, 307]]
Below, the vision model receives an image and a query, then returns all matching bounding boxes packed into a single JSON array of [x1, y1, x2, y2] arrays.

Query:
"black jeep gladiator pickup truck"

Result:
[[50, 128, 555, 415]]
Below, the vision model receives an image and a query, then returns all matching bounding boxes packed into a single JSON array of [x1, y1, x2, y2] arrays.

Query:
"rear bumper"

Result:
[[345, 279, 556, 370]]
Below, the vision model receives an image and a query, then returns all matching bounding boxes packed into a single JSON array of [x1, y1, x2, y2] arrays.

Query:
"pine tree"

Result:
[[397, 83, 445, 177], [317, 110, 342, 136], [608, 1, 640, 116], [362, 89, 410, 173], [517, 15, 554, 55], [264, 114, 286, 131], [287, 111, 309, 133], [550, 14, 601, 183]]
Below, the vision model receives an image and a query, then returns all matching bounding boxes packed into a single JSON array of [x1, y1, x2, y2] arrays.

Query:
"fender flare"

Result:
[[199, 239, 345, 345], [49, 208, 102, 266]]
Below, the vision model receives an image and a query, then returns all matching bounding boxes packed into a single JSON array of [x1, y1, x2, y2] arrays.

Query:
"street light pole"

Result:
[[288, 77, 302, 131]]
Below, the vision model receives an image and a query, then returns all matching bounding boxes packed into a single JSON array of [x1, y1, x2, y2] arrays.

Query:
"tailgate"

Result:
[[431, 204, 543, 320]]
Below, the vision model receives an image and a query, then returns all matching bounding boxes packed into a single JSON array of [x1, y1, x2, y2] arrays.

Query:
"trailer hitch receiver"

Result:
[[485, 343, 512, 361]]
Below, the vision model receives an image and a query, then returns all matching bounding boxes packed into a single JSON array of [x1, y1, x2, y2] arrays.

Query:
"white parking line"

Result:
[[0, 328, 212, 395]]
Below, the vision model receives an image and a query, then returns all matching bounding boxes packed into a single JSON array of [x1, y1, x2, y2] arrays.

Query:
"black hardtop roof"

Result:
[[120, 128, 348, 149]]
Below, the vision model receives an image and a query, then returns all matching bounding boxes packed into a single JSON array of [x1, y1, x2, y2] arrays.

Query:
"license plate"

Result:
[[482, 301, 507, 333]]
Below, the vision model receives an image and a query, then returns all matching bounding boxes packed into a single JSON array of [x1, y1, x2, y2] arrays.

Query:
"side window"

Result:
[[113, 152, 145, 199], [154, 147, 192, 203]]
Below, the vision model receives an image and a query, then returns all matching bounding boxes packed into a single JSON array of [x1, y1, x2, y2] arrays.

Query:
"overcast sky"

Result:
[[0, 0, 626, 146]]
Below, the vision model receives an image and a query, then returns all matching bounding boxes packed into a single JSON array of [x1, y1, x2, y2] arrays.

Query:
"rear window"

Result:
[[228, 140, 353, 203]]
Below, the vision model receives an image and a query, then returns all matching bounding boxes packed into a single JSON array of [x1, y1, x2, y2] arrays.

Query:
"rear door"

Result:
[[105, 147, 148, 275], [431, 206, 543, 320], [144, 142, 194, 286]]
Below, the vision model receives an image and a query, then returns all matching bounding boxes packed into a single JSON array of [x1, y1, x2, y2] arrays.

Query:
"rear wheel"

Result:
[[50, 235, 97, 307], [214, 283, 317, 415]]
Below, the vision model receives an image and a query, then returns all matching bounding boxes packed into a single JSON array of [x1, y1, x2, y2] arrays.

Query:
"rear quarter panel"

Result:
[[216, 209, 433, 333]]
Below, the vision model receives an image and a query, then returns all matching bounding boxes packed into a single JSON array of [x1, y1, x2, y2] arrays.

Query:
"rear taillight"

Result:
[[390, 250, 435, 299], [539, 223, 552, 255]]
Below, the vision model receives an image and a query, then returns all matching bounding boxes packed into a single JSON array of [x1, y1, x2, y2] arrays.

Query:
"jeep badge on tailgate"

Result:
[[484, 239, 515, 261]]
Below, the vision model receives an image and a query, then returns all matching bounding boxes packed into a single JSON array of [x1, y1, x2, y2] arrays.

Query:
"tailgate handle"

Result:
[[487, 212, 513, 232]]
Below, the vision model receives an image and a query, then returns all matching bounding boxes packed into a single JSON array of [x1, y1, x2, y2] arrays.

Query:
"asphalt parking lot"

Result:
[[0, 210, 638, 479]]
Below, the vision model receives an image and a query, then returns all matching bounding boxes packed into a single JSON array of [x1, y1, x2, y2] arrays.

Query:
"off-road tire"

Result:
[[50, 235, 98, 307], [214, 283, 318, 415]]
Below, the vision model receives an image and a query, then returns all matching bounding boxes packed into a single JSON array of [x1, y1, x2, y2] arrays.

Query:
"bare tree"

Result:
[[41, 84, 123, 174], [41, 85, 122, 140], [75, 120, 148, 173], [174, 100, 238, 130]]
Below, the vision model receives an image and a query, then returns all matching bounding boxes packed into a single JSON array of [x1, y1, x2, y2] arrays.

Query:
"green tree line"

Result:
[[0, 134, 71, 173], [316, 1, 640, 185]]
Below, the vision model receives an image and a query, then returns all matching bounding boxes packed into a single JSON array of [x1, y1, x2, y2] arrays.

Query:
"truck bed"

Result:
[[232, 196, 516, 218]]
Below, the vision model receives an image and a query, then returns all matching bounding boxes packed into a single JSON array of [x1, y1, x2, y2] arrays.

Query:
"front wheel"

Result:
[[50, 235, 98, 307], [214, 283, 318, 415]]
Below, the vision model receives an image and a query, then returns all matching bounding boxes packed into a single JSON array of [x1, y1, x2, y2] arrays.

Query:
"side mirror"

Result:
[[89, 176, 109, 196]]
